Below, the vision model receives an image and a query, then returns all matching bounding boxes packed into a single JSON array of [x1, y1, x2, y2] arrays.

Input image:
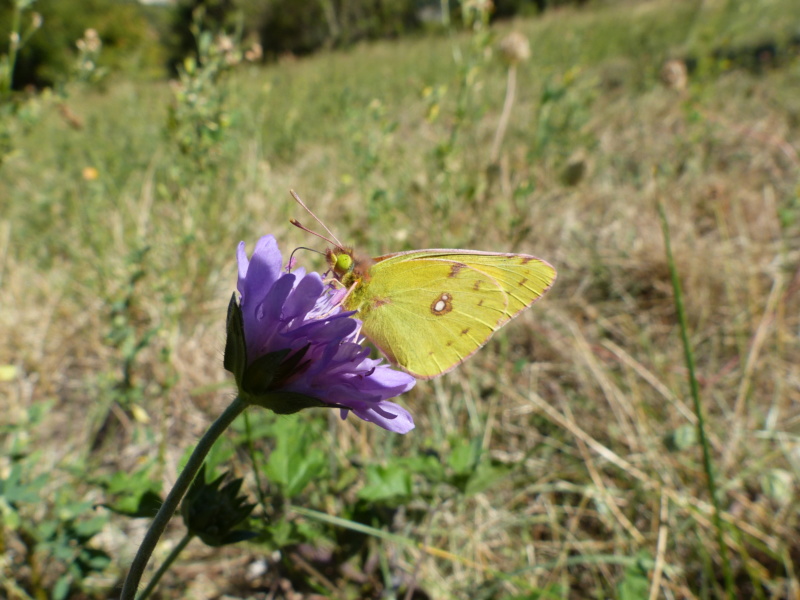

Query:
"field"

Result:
[[2, 0, 800, 598]]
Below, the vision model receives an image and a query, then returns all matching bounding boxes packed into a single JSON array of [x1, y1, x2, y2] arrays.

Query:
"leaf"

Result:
[[52, 574, 71, 600], [264, 420, 328, 498], [102, 490, 162, 518], [400, 453, 446, 483], [1, 463, 48, 504], [464, 462, 512, 497], [358, 464, 412, 503], [617, 553, 652, 600], [447, 437, 482, 476]]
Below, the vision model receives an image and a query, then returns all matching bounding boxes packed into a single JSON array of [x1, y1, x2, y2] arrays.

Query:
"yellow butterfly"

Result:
[[290, 191, 557, 380]]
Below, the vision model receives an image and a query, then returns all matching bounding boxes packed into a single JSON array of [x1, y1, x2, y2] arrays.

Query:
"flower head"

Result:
[[225, 235, 415, 433], [498, 32, 530, 66]]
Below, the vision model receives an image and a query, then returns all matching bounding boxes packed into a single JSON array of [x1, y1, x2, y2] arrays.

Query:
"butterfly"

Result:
[[290, 191, 557, 380]]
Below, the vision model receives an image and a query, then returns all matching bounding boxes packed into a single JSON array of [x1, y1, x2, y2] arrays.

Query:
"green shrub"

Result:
[[0, 0, 157, 88]]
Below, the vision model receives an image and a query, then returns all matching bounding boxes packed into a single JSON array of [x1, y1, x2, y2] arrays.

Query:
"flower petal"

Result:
[[283, 272, 324, 320], [238, 236, 283, 303], [341, 399, 415, 434]]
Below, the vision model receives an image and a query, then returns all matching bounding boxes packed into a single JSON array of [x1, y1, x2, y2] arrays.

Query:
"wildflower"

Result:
[[82, 166, 99, 180], [76, 29, 101, 54], [244, 42, 263, 63], [498, 32, 530, 66], [226, 235, 416, 433]]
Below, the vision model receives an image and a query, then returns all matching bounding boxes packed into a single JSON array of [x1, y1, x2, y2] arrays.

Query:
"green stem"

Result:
[[658, 203, 734, 597], [1, 2, 21, 96], [120, 396, 248, 600], [136, 532, 194, 600]]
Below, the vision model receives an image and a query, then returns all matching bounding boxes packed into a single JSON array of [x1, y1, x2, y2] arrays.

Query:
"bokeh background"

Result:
[[2, 0, 800, 598]]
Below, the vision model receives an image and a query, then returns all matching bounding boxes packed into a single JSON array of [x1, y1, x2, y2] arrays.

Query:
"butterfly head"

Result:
[[327, 247, 353, 276], [326, 247, 373, 288]]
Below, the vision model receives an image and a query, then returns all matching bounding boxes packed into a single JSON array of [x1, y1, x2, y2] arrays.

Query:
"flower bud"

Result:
[[181, 468, 257, 547]]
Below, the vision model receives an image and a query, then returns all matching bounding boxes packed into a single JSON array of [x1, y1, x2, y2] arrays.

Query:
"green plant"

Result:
[[0, 0, 41, 164], [166, 8, 260, 172], [1, 404, 111, 600]]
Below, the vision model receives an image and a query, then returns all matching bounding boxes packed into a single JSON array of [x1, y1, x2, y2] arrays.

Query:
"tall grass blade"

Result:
[[657, 202, 735, 597]]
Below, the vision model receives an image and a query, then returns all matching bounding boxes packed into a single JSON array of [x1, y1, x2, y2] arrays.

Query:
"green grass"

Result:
[[2, 0, 800, 597]]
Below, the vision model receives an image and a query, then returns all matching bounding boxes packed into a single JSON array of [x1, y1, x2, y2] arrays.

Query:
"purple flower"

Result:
[[225, 235, 415, 434]]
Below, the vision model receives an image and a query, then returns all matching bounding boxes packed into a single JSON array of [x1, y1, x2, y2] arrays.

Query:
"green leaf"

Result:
[[103, 489, 163, 518], [358, 464, 412, 503], [266, 518, 305, 547], [94, 461, 163, 518], [1, 463, 48, 504], [52, 574, 71, 600], [0, 498, 21, 529], [78, 547, 112, 573], [400, 453, 446, 483], [264, 420, 327, 497], [464, 462, 512, 497], [72, 515, 107, 539], [447, 437, 482, 476], [617, 553, 652, 600]]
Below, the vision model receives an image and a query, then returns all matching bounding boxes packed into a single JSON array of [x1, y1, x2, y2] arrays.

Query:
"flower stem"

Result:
[[490, 64, 517, 164], [120, 396, 248, 600], [1, 2, 21, 96], [136, 532, 194, 600]]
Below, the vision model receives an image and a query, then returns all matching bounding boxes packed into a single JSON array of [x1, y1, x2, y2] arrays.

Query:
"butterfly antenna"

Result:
[[289, 189, 344, 248], [287, 246, 326, 272], [290, 218, 341, 248]]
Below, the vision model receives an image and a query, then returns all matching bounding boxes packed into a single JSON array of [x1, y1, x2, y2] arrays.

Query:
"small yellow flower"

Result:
[[131, 404, 151, 424], [0, 364, 17, 382], [82, 166, 99, 181]]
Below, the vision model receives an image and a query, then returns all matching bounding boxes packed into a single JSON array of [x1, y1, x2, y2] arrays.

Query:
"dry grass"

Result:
[[2, 0, 800, 597]]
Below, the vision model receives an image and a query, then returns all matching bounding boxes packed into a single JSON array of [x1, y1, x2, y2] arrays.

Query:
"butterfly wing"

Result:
[[346, 250, 556, 379]]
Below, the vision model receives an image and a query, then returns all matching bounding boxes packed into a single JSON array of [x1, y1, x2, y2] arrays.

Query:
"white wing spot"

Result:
[[430, 292, 453, 316]]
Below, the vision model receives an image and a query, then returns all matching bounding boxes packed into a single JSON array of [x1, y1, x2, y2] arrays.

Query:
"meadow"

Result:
[[2, 0, 800, 598]]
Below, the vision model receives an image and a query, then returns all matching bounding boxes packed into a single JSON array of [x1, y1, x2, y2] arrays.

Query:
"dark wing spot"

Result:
[[448, 263, 467, 278], [461, 327, 470, 336], [519, 277, 528, 287], [430, 292, 453, 316], [477, 299, 484, 307], [473, 280, 482, 291], [446, 340, 453, 347], [520, 257, 534, 264], [372, 297, 392, 308]]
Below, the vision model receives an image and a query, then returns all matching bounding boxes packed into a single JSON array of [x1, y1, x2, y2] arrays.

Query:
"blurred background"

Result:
[[1, 0, 800, 598]]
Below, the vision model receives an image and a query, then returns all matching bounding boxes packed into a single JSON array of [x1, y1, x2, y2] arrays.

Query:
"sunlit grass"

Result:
[[2, 0, 800, 597]]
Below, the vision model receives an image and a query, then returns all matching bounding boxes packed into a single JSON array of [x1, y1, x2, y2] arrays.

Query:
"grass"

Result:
[[2, 0, 800, 597]]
